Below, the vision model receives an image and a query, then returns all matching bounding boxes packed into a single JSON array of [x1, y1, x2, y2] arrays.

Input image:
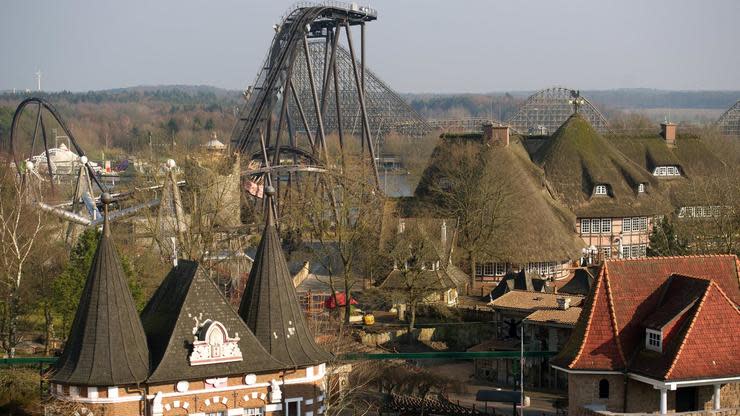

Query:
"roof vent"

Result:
[[557, 297, 571, 310]]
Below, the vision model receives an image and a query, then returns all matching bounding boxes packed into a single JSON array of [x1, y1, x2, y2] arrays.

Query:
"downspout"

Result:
[[622, 371, 629, 412]]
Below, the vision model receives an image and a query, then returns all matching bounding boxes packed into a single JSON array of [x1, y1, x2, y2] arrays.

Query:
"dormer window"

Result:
[[653, 166, 681, 177], [638, 183, 646, 193], [594, 184, 609, 196], [646, 329, 662, 352]]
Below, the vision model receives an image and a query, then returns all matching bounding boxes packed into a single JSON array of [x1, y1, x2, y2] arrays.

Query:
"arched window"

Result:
[[599, 379, 610, 399]]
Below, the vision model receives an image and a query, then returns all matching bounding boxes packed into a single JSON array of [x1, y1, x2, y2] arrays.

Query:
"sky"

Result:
[[2, 0, 739, 93]]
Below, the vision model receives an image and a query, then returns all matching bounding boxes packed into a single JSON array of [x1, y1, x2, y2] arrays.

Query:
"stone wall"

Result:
[[568, 373, 626, 413], [357, 322, 496, 349]]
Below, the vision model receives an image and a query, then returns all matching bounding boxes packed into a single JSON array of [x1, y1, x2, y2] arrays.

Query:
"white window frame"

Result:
[[601, 218, 612, 234], [594, 184, 608, 195], [593, 218, 601, 233], [646, 329, 662, 352], [245, 409, 264, 416], [494, 262, 506, 276], [285, 398, 302, 416], [581, 219, 591, 234], [623, 217, 632, 233], [638, 183, 645, 193], [601, 246, 611, 259], [638, 217, 647, 231]]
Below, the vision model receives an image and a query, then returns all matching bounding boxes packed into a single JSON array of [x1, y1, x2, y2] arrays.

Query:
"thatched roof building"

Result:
[[534, 114, 671, 217]]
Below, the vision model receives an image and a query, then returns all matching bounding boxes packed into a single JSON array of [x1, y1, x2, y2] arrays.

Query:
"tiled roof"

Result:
[[52, 206, 150, 386], [238, 190, 333, 367], [525, 307, 583, 327], [553, 255, 740, 381], [141, 260, 285, 383], [490, 291, 583, 312]]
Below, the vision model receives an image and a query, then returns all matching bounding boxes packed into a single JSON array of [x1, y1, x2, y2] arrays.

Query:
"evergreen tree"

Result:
[[647, 216, 688, 257]]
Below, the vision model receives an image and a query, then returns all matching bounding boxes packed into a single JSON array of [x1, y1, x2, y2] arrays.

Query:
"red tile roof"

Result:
[[553, 255, 740, 381]]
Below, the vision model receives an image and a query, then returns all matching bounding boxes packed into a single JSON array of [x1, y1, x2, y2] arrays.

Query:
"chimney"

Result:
[[483, 122, 493, 142], [440, 220, 447, 247], [556, 297, 571, 310], [492, 125, 510, 147], [660, 122, 676, 147], [482, 123, 510, 147]]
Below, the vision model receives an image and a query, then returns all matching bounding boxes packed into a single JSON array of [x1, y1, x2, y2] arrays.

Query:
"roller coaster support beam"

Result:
[[289, 82, 315, 150], [360, 22, 365, 155], [317, 24, 341, 162], [332, 28, 346, 169], [302, 36, 329, 164], [344, 22, 380, 187]]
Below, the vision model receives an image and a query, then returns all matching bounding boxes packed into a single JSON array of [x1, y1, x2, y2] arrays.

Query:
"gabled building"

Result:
[[534, 115, 671, 260], [379, 216, 469, 305], [51, 189, 333, 416], [552, 255, 740, 415]]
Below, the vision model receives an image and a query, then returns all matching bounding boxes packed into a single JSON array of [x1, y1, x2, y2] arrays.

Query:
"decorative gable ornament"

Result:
[[189, 315, 242, 366]]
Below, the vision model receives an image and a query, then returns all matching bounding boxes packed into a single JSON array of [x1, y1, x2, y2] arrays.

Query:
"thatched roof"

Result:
[[609, 131, 736, 208], [410, 134, 584, 264], [534, 114, 670, 217]]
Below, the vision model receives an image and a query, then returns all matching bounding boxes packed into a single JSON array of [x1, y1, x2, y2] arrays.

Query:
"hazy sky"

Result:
[[2, 0, 739, 93]]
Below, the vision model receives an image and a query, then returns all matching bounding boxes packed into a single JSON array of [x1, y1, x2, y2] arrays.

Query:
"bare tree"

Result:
[[282, 153, 384, 325], [384, 223, 444, 331], [0, 164, 44, 355], [420, 142, 516, 290]]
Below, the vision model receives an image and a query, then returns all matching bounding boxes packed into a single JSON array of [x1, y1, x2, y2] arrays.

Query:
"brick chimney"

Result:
[[660, 122, 677, 147], [482, 122, 509, 147], [483, 122, 493, 142], [492, 125, 510, 147]]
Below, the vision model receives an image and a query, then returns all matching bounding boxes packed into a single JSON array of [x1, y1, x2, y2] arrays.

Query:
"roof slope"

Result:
[[52, 204, 150, 386], [412, 134, 584, 263], [553, 255, 740, 380], [238, 190, 333, 367], [535, 114, 670, 217], [610, 132, 734, 207], [141, 260, 285, 383]]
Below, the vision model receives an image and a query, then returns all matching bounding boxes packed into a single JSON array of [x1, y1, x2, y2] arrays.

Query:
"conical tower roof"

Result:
[[52, 193, 150, 386], [238, 188, 332, 367]]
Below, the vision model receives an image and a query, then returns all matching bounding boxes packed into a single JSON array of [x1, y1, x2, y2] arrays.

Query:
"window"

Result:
[[638, 217, 647, 231], [623, 218, 632, 233], [646, 329, 662, 352], [622, 245, 631, 259], [653, 165, 681, 177], [581, 219, 591, 234], [286, 400, 301, 416], [601, 218, 612, 234], [622, 244, 646, 259], [477, 262, 505, 277], [601, 246, 611, 259], [245, 409, 263, 416], [598, 379, 610, 399], [594, 184, 608, 195], [638, 183, 646, 193], [207, 412, 226, 416]]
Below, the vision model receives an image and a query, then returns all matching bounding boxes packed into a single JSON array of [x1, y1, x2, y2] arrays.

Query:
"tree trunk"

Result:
[[469, 251, 477, 296], [44, 302, 53, 356], [343, 277, 351, 325], [7, 286, 19, 357], [408, 302, 417, 332]]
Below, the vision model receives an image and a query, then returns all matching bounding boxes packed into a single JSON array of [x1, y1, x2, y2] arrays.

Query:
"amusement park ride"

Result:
[[8, 2, 738, 255]]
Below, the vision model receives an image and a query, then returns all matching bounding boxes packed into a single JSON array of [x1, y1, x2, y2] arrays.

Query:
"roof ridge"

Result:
[[664, 283, 711, 379], [569, 262, 608, 368], [604, 254, 737, 263], [708, 280, 740, 312], [603, 262, 627, 366]]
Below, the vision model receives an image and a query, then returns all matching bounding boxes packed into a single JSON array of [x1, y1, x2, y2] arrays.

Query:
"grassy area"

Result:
[[0, 367, 43, 415]]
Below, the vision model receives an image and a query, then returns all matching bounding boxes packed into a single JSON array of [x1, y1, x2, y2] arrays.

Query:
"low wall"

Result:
[[574, 407, 740, 416], [357, 322, 496, 350]]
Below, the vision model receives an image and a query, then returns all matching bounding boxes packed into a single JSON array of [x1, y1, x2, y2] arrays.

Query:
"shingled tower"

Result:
[[238, 187, 332, 367], [51, 193, 150, 390]]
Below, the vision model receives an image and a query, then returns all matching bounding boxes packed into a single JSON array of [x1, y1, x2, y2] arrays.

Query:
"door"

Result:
[[676, 387, 697, 412]]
